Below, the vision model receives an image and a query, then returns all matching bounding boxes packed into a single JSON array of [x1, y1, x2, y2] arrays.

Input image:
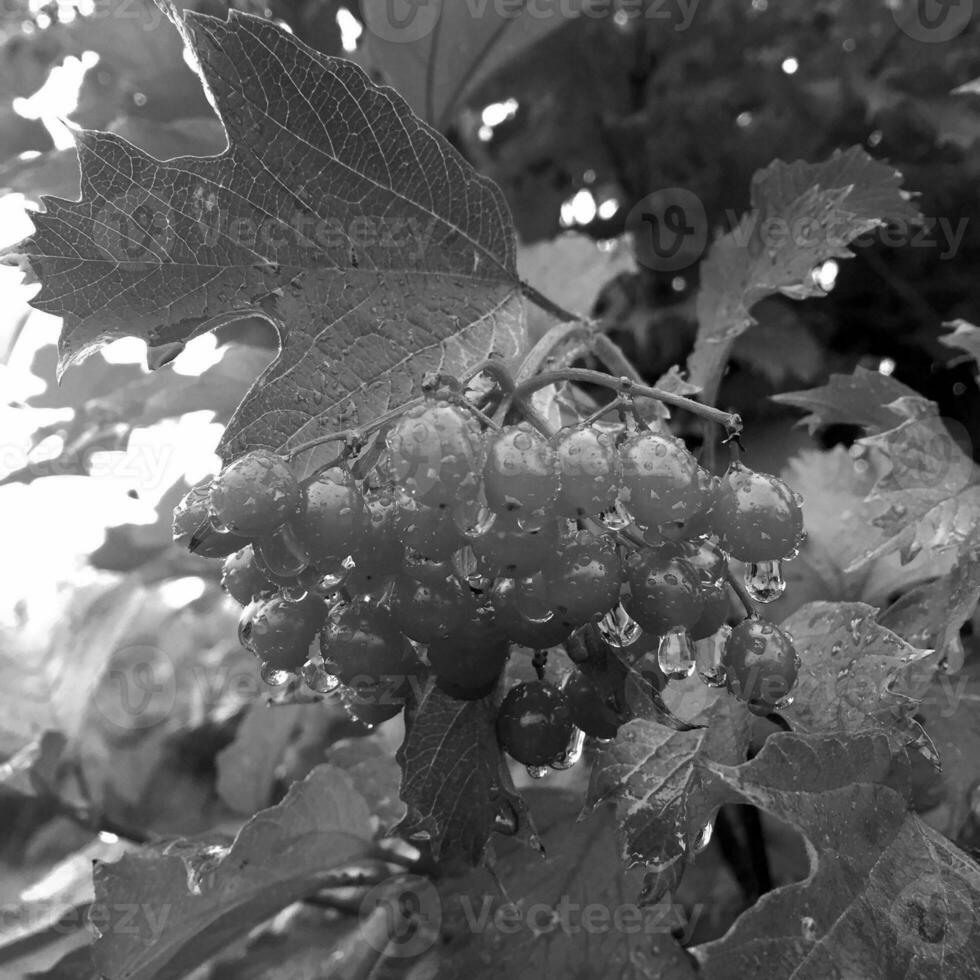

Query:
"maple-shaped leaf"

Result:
[[779, 371, 980, 565], [915, 658, 980, 843], [692, 732, 980, 980], [878, 554, 980, 670], [687, 147, 920, 404], [396, 679, 537, 865], [92, 764, 374, 980], [773, 366, 920, 434], [3, 4, 525, 472], [438, 792, 697, 980], [779, 602, 938, 744], [776, 448, 956, 613], [588, 685, 751, 905], [360, 0, 580, 129], [857, 396, 980, 564]]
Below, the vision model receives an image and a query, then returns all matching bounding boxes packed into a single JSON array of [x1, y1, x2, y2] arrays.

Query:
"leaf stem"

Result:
[[520, 280, 581, 325]]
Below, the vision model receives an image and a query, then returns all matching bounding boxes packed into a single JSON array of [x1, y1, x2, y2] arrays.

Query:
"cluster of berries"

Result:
[[173, 393, 805, 766]]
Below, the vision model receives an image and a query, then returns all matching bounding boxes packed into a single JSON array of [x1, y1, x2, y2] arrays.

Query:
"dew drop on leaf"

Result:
[[526, 765, 550, 780], [493, 803, 520, 836]]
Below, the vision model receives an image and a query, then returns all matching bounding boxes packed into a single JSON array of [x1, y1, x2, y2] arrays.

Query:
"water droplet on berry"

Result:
[[452, 497, 497, 538], [301, 658, 341, 694], [515, 577, 555, 624], [744, 560, 786, 602], [316, 555, 356, 591], [596, 499, 632, 531], [695, 627, 730, 687], [515, 509, 550, 533], [255, 527, 310, 578], [525, 765, 549, 780], [260, 663, 292, 686], [598, 605, 643, 648], [207, 513, 232, 535], [693, 821, 713, 853], [550, 727, 586, 770]]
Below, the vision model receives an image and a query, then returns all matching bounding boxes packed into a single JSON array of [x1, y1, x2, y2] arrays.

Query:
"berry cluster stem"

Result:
[[513, 369, 742, 437], [725, 568, 757, 618]]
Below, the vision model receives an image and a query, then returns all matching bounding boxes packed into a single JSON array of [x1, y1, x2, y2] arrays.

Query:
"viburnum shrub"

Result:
[[3, 2, 980, 978]]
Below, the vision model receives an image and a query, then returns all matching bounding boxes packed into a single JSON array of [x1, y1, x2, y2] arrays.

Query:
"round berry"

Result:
[[623, 546, 704, 635], [293, 467, 363, 565], [555, 425, 621, 518], [390, 573, 473, 643], [723, 617, 800, 707], [490, 576, 572, 649], [340, 687, 405, 727], [253, 524, 310, 581], [173, 483, 247, 558], [563, 671, 624, 739], [473, 514, 559, 577], [619, 432, 703, 529], [320, 599, 422, 688], [238, 593, 326, 670], [548, 530, 623, 628], [496, 681, 573, 766], [387, 401, 482, 507], [428, 605, 509, 700], [221, 545, 276, 605], [352, 489, 403, 581], [689, 583, 730, 641], [397, 498, 464, 561], [483, 423, 560, 518], [715, 462, 804, 562], [209, 449, 301, 536]]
